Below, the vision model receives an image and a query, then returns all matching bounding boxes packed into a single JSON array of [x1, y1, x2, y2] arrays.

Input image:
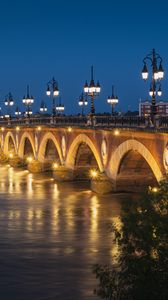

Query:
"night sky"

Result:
[[0, 0, 168, 115]]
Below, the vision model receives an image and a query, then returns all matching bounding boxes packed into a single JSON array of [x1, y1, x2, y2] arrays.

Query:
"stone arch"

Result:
[[66, 133, 103, 172], [3, 132, 17, 155], [18, 132, 36, 158], [107, 139, 163, 183], [38, 132, 63, 164]]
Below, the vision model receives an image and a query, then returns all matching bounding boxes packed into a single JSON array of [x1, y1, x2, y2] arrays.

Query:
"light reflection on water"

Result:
[[0, 164, 127, 300]]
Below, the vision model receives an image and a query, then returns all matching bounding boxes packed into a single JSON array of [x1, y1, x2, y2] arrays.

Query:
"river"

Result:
[[0, 164, 130, 300]]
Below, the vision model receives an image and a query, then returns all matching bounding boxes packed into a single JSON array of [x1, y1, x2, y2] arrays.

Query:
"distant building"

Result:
[[139, 101, 168, 117]]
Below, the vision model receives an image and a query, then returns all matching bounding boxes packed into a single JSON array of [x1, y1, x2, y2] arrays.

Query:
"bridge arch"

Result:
[[38, 132, 63, 164], [3, 132, 17, 155], [107, 139, 163, 184], [66, 133, 103, 172], [18, 132, 36, 158]]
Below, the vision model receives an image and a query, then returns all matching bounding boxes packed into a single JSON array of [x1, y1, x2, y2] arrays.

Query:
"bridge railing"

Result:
[[0, 116, 88, 126], [0, 115, 168, 131], [157, 116, 168, 128], [94, 116, 147, 127]]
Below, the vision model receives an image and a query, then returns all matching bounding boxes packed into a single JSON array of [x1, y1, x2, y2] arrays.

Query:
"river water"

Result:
[[0, 165, 129, 300]]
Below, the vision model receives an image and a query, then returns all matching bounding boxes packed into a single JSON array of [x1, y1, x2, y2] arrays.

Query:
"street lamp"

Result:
[[107, 86, 119, 116], [56, 98, 65, 115], [40, 101, 47, 113], [46, 77, 59, 116], [15, 106, 21, 117], [83, 66, 101, 115], [4, 92, 14, 119], [22, 85, 34, 117], [4, 114, 10, 119], [78, 93, 88, 115], [141, 48, 164, 122], [25, 108, 33, 117]]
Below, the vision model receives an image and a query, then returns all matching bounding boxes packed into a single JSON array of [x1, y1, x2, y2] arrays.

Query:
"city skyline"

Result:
[[0, 0, 168, 114]]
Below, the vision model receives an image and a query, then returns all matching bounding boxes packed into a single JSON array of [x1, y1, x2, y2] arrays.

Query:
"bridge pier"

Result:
[[27, 160, 53, 173], [0, 150, 8, 163], [9, 154, 26, 168], [53, 166, 74, 181], [91, 173, 115, 194]]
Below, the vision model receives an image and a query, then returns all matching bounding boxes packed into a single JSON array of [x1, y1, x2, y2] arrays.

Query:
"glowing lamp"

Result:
[[114, 129, 120, 136], [53, 87, 59, 97], [158, 62, 164, 79], [84, 81, 89, 93], [27, 156, 33, 163], [152, 187, 158, 193], [46, 85, 51, 96], [157, 86, 162, 96], [90, 169, 98, 179], [67, 127, 72, 132], [52, 163, 58, 170], [142, 63, 148, 80]]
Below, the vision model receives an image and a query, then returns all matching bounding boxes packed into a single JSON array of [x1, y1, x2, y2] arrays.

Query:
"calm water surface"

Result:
[[0, 165, 130, 300]]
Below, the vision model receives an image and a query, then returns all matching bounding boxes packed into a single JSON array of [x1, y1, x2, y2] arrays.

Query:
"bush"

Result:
[[93, 178, 168, 299]]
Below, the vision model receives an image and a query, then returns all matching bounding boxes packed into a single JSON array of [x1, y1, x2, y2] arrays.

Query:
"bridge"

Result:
[[0, 115, 168, 193]]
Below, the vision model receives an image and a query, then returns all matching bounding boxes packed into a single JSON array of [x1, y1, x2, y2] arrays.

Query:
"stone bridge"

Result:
[[0, 124, 168, 193]]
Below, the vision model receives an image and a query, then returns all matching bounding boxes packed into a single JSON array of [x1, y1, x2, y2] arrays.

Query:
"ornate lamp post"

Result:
[[22, 86, 34, 117], [107, 86, 119, 116], [40, 101, 47, 113], [46, 77, 59, 117], [78, 93, 88, 115], [141, 49, 164, 123], [4, 92, 14, 119], [83, 66, 101, 115]]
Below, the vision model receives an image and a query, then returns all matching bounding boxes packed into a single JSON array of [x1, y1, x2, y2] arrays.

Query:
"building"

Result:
[[139, 101, 168, 117]]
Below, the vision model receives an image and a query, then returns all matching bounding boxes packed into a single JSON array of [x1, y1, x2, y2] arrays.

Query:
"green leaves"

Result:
[[93, 178, 168, 299]]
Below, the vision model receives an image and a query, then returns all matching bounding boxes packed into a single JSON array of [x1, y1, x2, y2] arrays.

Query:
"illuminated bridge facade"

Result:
[[0, 115, 168, 193]]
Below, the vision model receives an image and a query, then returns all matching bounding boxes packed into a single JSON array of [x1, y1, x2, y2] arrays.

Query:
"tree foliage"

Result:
[[93, 178, 168, 300]]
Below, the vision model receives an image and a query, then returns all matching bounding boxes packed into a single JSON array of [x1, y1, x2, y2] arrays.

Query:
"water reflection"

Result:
[[0, 164, 126, 300], [90, 195, 99, 244], [27, 173, 33, 196]]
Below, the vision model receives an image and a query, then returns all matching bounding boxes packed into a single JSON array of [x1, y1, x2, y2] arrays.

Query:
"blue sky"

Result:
[[0, 0, 168, 115]]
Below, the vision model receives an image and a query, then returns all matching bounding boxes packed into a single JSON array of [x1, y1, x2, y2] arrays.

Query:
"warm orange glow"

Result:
[[9, 153, 13, 158], [16, 126, 20, 131], [152, 187, 158, 193], [90, 169, 98, 178], [1, 127, 5, 131], [67, 127, 72, 132], [27, 156, 33, 163], [37, 126, 41, 131], [52, 162, 58, 170], [114, 129, 120, 136]]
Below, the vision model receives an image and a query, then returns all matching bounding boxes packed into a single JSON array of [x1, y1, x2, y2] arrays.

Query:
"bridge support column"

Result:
[[53, 166, 74, 182], [91, 173, 116, 194], [0, 150, 8, 163], [9, 155, 26, 168], [27, 160, 51, 173]]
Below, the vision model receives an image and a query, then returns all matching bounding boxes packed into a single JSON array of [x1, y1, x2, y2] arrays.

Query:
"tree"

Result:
[[93, 177, 168, 300]]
